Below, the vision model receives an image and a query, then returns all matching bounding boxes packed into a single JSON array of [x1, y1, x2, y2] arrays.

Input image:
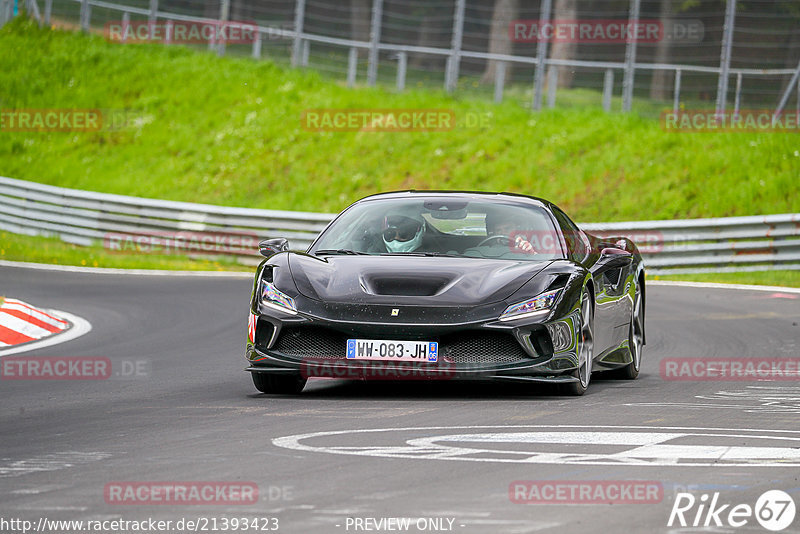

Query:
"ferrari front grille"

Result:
[[441, 331, 530, 364], [273, 326, 346, 359]]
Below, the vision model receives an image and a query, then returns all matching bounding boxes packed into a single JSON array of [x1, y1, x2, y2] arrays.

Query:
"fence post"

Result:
[[44, 0, 50, 25], [733, 72, 742, 115], [217, 0, 230, 56], [148, 0, 157, 24], [396, 52, 407, 91], [120, 10, 129, 43], [367, 0, 384, 86], [547, 66, 558, 108], [291, 0, 306, 67], [252, 29, 261, 58], [622, 0, 641, 112], [673, 68, 681, 114], [80, 0, 90, 32], [301, 39, 309, 66], [715, 0, 736, 114], [445, 0, 465, 93], [347, 47, 358, 87], [494, 61, 506, 103], [164, 19, 172, 45], [602, 69, 614, 112], [532, 0, 553, 111]]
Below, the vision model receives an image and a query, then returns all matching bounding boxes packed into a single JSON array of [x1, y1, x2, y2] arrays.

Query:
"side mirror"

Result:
[[598, 247, 633, 269], [259, 238, 289, 257]]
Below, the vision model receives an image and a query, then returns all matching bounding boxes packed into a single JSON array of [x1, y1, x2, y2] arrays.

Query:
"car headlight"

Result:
[[260, 279, 297, 315], [500, 289, 561, 322]]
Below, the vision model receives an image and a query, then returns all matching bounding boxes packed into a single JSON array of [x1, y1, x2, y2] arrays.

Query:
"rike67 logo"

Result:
[[669, 490, 796, 531]]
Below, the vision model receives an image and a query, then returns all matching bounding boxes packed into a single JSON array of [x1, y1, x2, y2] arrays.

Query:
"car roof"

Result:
[[354, 190, 554, 210]]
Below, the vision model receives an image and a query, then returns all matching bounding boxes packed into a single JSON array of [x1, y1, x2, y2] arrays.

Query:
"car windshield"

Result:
[[311, 198, 564, 261]]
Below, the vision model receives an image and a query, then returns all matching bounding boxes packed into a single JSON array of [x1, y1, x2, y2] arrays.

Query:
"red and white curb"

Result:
[[0, 299, 92, 356]]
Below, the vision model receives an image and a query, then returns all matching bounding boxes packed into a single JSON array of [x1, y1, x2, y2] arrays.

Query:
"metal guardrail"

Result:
[[1, 176, 798, 274]]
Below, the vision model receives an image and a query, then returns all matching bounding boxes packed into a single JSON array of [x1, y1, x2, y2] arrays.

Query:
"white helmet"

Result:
[[382, 214, 425, 253]]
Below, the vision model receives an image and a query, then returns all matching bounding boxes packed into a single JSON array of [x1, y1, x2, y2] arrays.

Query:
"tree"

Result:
[[481, 0, 519, 84], [547, 0, 577, 88]]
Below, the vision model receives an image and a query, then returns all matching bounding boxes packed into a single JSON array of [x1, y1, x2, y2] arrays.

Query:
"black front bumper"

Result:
[[245, 307, 583, 383]]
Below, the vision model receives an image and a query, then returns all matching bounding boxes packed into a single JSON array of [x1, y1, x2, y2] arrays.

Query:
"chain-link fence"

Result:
[[3, 0, 799, 115]]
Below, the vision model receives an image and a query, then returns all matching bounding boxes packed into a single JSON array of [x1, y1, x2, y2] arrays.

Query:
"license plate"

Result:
[[346, 339, 438, 362]]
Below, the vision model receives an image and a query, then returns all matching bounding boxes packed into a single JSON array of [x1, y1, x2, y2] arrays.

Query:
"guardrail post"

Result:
[[673, 68, 681, 114], [367, 0, 383, 86], [80, 0, 90, 32], [301, 39, 309, 66], [148, 0, 156, 24], [44, 0, 51, 25], [252, 29, 261, 58], [733, 72, 742, 115], [602, 69, 614, 112], [120, 11, 129, 43], [217, 0, 230, 56], [445, 0, 465, 93], [547, 65, 558, 108], [347, 47, 358, 87], [26, 0, 42, 25], [494, 61, 506, 103], [715, 0, 736, 114], [396, 51, 407, 91], [532, 0, 553, 111], [291, 0, 306, 67], [622, 0, 641, 112]]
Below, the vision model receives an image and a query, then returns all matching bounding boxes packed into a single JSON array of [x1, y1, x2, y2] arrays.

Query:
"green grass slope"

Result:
[[0, 18, 797, 221]]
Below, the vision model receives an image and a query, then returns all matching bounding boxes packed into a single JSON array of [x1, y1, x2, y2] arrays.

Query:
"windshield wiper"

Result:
[[314, 249, 368, 256], [380, 252, 461, 257]]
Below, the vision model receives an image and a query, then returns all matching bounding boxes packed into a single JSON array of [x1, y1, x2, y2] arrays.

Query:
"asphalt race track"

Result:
[[1, 264, 799, 534]]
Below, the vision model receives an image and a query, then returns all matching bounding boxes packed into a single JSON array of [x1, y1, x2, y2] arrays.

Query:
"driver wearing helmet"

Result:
[[485, 211, 535, 252], [382, 213, 426, 253]]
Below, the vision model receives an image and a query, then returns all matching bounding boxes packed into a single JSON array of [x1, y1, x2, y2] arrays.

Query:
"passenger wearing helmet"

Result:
[[382, 213, 426, 253]]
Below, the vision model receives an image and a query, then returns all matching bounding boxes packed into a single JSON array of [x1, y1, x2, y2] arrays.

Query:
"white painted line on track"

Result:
[[273, 425, 800, 467], [648, 280, 800, 294], [0, 310, 92, 357], [0, 259, 253, 278]]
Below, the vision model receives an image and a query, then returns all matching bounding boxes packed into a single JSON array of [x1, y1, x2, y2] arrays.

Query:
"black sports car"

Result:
[[245, 191, 645, 396]]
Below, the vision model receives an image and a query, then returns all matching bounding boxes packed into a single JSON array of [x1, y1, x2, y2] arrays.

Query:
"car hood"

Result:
[[288, 254, 552, 306]]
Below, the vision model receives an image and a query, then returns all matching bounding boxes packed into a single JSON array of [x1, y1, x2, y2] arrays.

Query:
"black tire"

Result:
[[563, 288, 594, 396], [252, 373, 307, 394], [616, 280, 644, 380]]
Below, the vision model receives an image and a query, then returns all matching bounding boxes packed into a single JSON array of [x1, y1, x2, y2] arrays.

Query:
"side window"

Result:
[[552, 208, 589, 263]]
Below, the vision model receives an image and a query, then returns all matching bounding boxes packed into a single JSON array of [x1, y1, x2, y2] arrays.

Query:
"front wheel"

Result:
[[252, 373, 307, 394], [563, 289, 594, 396]]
